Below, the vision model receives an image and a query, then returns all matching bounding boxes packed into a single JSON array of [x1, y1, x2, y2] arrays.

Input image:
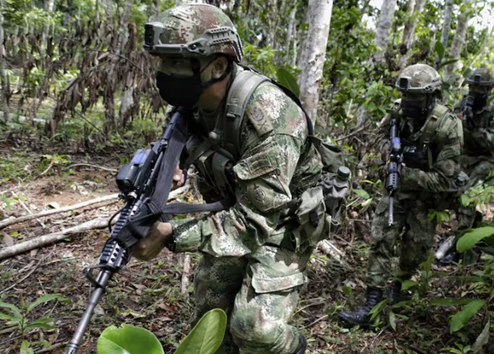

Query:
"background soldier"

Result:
[[131, 4, 342, 354], [441, 68, 494, 265], [338, 64, 464, 327]]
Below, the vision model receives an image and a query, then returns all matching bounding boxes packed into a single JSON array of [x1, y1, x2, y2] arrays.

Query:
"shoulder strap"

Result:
[[224, 66, 314, 159], [419, 104, 452, 169], [224, 70, 270, 159]]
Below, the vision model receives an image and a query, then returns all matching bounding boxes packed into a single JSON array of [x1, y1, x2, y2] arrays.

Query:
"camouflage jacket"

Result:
[[169, 64, 323, 257], [453, 97, 494, 166], [377, 102, 463, 200]]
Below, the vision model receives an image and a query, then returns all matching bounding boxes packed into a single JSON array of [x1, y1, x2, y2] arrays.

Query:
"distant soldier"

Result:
[[339, 64, 464, 327], [441, 68, 494, 265]]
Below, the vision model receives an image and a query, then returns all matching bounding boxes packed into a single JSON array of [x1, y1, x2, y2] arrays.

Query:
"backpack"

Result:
[[222, 66, 349, 248]]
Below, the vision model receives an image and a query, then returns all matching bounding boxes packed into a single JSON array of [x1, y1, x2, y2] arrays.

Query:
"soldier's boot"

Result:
[[338, 288, 384, 328], [388, 280, 410, 303], [292, 335, 307, 354]]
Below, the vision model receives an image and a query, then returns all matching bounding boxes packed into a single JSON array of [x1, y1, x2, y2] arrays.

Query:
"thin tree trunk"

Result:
[[443, 0, 472, 81], [297, 0, 333, 127], [117, 0, 135, 128], [372, 0, 397, 66], [399, 0, 427, 68], [41, 0, 55, 51], [438, 0, 454, 67], [402, 0, 416, 44], [285, 4, 297, 63], [0, 0, 8, 123]]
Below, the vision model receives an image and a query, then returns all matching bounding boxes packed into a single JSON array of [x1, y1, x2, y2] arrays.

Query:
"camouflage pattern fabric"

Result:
[[167, 64, 323, 353], [367, 103, 462, 288], [454, 99, 494, 230], [366, 196, 436, 288], [154, 4, 243, 62], [377, 103, 462, 195]]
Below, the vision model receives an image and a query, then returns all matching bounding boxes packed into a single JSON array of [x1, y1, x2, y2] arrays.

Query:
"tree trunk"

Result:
[[0, 0, 8, 123], [117, 0, 135, 128], [41, 0, 55, 50], [106, 0, 114, 31], [285, 4, 297, 63], [399, 0, 427, 68], [297, 0, 333, 127], [372, 0, 397, 66], [438, 0, 454, 66], [443, 0, 472, 81]]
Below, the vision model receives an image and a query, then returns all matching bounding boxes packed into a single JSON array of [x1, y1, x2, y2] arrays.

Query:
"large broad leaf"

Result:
[[276, 68, 300, 97], [449, 300, 485, 334], [175, 309, 227, 354], [97, 324, 164, 354], [353, 189, 370, 199], [27, 294, 70, 313], [457, 227, 494, 253]]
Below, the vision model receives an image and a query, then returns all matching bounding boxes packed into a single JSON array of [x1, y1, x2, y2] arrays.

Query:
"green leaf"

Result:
[[388, 311, 396, 331], [472, 318, 490, 352], [175, 309, 227, 354], [20, 341, 34, 354], [0, 311, 16, 321], [97, 324, 164, 354], [27, 316, 56, 331], [457, 227, 494, 253], [354, 189, 370, 199], [440, 59, 459, 68], [0, 301, 21, 319], [450, 300, 486, 334], [401, 280, 417, 290], [276, 68, 300, 97], [430, 297, 473, 306], [27, 294, 69, 313], [435, 40, 445, 60]]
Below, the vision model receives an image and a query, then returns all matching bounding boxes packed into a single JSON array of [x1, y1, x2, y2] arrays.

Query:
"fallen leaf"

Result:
[[2, 233, 14, 247]]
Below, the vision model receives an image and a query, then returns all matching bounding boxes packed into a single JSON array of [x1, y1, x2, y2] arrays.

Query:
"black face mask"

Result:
[[401, 95, 430, 122], [469, 91, 489, 110], [156, 58, 231, 108]]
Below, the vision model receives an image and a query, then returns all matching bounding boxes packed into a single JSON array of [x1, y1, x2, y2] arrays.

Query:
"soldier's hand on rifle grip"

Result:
[[381, 142, 390, 163], [172, 165, 185, 190], [133, 222, 173, 261]]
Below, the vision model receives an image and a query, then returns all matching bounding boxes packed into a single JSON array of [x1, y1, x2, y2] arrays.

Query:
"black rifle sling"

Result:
[[120, 110, 234, 248]]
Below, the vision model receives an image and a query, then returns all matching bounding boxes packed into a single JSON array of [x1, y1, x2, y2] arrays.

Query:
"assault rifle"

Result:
[[385, 119, 402, 226], [65, 107, 233, 354], [63, 108, 189, 354], [463, 96, 475, 127]]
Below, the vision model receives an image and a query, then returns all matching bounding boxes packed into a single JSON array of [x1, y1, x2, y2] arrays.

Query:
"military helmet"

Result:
[[395, 64, 442, 93], [465, 68, 494, 86], [143, 4, 243, 63]]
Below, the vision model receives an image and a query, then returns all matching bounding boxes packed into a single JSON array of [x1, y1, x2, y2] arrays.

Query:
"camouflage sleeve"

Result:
[[477, 112, 494, 151], [169, 84, 308, 257], [400, 114, 462, 192]]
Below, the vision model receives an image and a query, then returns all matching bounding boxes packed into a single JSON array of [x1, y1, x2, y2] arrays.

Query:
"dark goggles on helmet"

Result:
[[143, 22, 241, 58]]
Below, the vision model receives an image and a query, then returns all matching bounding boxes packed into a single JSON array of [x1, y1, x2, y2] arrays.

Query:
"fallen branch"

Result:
[[0, 185, 191, 260], [64, 163, 118, 173], [11, 191, 45, 228], [0, 194, 120, 230], [317, 239, 352, 271], [181, 253, 191, 294], [0, 217, 109, 261]]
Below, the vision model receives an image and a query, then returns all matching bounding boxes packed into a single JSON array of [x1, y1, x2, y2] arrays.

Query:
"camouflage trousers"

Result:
[[456, 159, 494, 232], [366, 196, 436, 289], [192, 230, 313, 354]]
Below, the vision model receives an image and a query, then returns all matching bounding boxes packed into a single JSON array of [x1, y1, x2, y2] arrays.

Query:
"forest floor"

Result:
[[0, 143, 492, 354]]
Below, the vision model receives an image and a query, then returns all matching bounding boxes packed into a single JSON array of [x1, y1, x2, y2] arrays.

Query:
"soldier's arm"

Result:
[[400, 115, 462, 192], [478, 112, 494, 151], [168, 86, 309, 257]]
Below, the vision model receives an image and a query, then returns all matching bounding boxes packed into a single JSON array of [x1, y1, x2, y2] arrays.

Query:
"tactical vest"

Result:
[[183, 65, 348, 248], [401, 104, 461, 171]]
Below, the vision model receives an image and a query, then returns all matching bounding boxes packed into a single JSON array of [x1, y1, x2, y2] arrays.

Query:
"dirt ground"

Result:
[[0, 150, 492, 354]]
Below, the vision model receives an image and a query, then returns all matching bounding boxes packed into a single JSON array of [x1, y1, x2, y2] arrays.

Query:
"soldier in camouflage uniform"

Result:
[[338, 64, 464, 327], [441, 68, 494, 265], [132, 4, 330, 354]]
